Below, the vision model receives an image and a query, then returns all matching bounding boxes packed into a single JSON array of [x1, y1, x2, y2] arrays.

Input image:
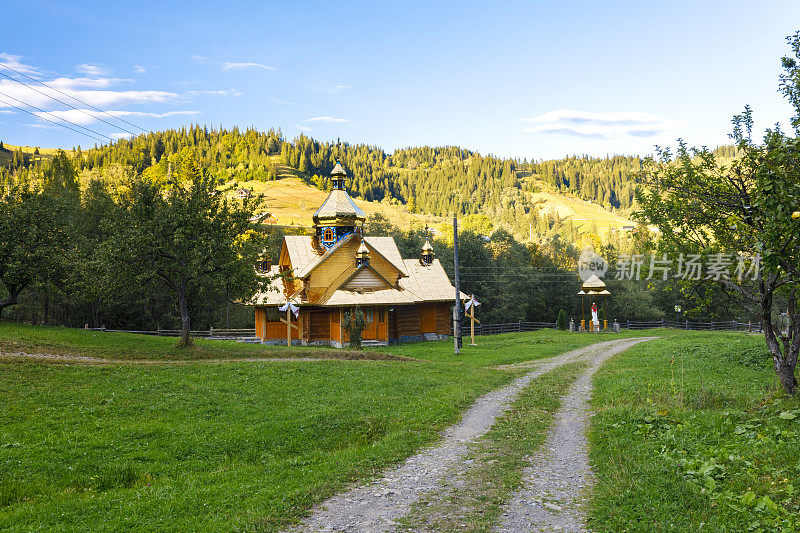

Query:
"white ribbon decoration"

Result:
[[279, 301, 300, 318], [464, 295, 480, 310]]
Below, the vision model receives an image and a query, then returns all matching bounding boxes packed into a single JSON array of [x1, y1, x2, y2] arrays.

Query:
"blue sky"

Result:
[[1, 0, 798, 159]]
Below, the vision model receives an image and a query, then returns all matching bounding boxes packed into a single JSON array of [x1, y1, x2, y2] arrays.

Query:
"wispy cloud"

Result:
[[315, 84, 352, 94], [297, 125, 312, 132], [110, 132, 134, 140], [0, 53, 41, 76], [33, 109, 199, 126], [519, 110, 686, 139], [76, 63, 111, 77], [304, 116, 350, 123], [222, 61, 275, 72], [133, 65, 147, 74], [271, 98, 295, 106], [189, 89, 242, 97], [191, 55, 208, 64], [0, 78, 181, 110]]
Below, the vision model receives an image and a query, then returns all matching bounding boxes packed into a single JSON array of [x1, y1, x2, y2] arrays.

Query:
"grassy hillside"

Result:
[[232, 177, 439, 229]]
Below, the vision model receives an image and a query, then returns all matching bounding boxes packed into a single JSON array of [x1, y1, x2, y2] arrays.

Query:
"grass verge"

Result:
[[589, 332, 800, 532], [399, 361, 588, 531]]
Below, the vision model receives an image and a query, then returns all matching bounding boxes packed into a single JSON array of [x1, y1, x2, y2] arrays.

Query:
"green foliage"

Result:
[[115, 172, 266, 346], [342, 306, 367, 349], [590, 332, 800, 531], [635, 31, 800, 394], [557, 309, 567, 330], [0, 186, 72, 315]]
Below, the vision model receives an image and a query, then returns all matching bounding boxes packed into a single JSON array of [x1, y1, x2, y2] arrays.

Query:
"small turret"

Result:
[[420, 239, 435, 266], [356, 240, 370, 267]]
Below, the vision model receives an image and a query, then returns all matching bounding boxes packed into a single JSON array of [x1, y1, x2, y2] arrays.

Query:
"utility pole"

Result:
[[453, 216, 462, 354]]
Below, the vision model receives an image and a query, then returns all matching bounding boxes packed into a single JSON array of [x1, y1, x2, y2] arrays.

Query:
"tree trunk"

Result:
[[0, 283, 24, 316], [177, 286, 192, 348], [762, 289, 799, 395]]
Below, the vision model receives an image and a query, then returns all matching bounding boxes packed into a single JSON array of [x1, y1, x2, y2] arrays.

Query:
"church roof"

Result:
[[252, 255, 464, 306], [287, 235, 407, 279], [312, 189, 366, 225], [400, 259, 468, 302]]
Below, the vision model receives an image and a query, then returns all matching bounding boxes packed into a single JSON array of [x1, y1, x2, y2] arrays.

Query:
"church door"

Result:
[[362, 307, 376, 340], [376, 308, 387, 341]]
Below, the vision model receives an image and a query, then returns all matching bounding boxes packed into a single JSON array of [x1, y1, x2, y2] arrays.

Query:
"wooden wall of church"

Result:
[[436, 303, 452, 336], [397, 305, 421, 337], [309, 308, 331, 341]]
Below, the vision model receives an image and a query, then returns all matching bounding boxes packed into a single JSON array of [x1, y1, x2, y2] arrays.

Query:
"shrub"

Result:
[[557, 309, 567, 330], [342, 306, 367, 349]]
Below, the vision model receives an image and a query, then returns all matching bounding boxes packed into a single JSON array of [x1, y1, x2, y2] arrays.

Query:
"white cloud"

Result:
[[222, 61, 275, 71], [0, 53, 41, 76], [191, 55, 208, 64], [297, 125, 312, 132], [188, 89, 242, 97], [33, 109, 200, 126], [133, 65, 147, 74], [519, 110, 687, 140], [304, 116, 350, 123], [0, 79, 181, 110], [76, 63, 111, 77], [110, 132, 134, 140], [271, 98, 295, 106]]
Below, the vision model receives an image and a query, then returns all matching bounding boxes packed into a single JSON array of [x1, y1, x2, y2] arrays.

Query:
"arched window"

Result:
[[323, 228, 334, 242]]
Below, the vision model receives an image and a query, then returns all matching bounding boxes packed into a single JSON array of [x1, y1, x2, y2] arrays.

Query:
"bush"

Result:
[[342, 306, 367, 349], [557, 309, 567, 330]]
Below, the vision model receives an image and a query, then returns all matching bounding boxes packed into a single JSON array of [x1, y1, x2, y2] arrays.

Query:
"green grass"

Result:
[[588, 332, 800, 532], [0, 322, 400, 361], [399, 361, 587, 531], [0, 324, 632, 531]]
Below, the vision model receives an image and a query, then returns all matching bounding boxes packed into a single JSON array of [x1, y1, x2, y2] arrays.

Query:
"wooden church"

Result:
[[252, 162, 464, 347]]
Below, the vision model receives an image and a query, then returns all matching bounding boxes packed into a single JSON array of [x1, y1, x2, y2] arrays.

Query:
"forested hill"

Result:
[[0, 126, 735, 239]]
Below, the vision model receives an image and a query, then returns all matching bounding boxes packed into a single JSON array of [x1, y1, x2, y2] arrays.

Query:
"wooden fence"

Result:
[[471, 319, 762, 336], [87, 327, 258, 340]]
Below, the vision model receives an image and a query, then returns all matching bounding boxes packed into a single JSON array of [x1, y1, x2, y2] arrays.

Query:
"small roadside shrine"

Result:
[[578, 274, 611, 332], [251, 161, 468, 347]]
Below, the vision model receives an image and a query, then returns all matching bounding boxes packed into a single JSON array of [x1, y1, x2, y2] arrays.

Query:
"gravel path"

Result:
[[495, 337, 655, 532], [288, 338, 650, 533]]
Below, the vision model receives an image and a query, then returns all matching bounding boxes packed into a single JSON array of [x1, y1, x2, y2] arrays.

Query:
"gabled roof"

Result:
[[293, 233, 358, 278], [400, 258, 468, 302], [288, 235, 408, 279], [283, 235, 325, 275]]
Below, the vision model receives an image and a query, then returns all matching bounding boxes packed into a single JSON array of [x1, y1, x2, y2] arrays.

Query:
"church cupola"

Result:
[[420, 239, 435, 266], [331, 161, 346, 190], [312, 161, 367, 250], [356, 240, 370, 267]]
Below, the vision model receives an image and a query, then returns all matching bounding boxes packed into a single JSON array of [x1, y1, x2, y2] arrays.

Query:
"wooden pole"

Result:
[[453, 216, 461, 355], [470, 304, 475, 345], [286, 306, 291, 346]]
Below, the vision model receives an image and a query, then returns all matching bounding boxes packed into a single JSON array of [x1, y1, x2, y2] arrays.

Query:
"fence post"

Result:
[[518, 320, 522, 333], [711, 320, 714, 330]]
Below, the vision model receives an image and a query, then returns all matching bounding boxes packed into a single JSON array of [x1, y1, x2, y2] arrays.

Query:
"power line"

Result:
[[0, 96, 107, 144], [0, 89, 113, 142], [0, 62, 150, 134], [0, 70, 139, 137]]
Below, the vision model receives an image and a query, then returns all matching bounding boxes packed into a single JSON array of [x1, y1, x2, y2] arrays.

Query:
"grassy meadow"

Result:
[[0, 324, 609, 531], [2, 325, 796, 531], [589, 332, 800, 532]]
